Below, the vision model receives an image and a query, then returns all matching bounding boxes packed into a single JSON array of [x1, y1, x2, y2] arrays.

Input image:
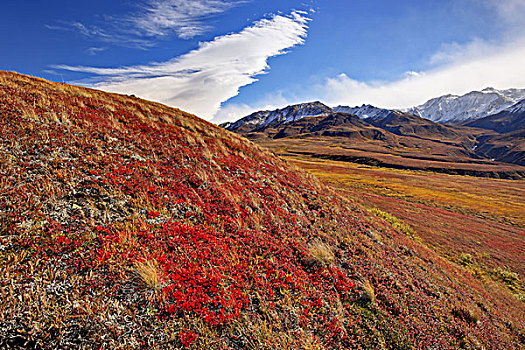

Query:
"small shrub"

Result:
[[305, 240, 335, 266], [458, 253, 474, 266], [452, 306, 481, 325], [514, 293, 525, 302], [491, 267, 519, 288]]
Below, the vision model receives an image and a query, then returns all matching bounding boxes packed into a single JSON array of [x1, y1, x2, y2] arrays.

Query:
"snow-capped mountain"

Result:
[[221, 101, 331, 132], [222, 103, 398, 133], [333, 104, 395, 120], [405, 87, 525, 124], [463, 98, 525, 134], [506, 98, 525, 115], [222, 87, 525, 133]]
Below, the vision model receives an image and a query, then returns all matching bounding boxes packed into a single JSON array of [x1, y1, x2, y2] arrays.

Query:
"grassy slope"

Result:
[[0, 71, 524, 349]]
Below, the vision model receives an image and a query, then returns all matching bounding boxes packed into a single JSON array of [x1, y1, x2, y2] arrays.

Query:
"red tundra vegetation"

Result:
[[0, 71, 523, 349]]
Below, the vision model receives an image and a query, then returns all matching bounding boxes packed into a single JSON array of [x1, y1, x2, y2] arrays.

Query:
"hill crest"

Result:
[[1, 71, 524, 349]]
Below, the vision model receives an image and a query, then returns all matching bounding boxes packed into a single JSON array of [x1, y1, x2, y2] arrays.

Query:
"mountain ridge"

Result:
[[222, 87, 525, 133], [221, 91, 525, 167], [462, 98, 525, 134]]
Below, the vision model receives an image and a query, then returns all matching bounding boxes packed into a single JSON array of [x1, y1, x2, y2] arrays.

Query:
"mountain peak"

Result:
[[406, 87, 525, 123], [333, 104, 394, 120], [223, 101, 332, 132], [482, 87, 497, 92]]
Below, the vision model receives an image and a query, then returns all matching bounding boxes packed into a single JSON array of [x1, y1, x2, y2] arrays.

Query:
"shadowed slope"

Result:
[[463, 99, 525, 134], [0, 71, 524, 349]]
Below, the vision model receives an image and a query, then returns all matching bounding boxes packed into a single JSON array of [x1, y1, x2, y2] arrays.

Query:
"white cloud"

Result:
[[56, 12, 310, 119], [46, 0, 246, 48], [212, 103, 258, 124], [86, 47, 107, 56], [212, 91, 293, 124], [315, 38, 525, 109], [130, 0, 246, 39]]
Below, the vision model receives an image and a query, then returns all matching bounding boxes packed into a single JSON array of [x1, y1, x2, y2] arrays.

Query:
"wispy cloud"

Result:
[[86, 47, 107, 56], [481, 0, 525, 25], [45, 22, 155, 49], [129, 0, 246, 39], [46, 0, 246, 48], [56, 11, 310, 119]]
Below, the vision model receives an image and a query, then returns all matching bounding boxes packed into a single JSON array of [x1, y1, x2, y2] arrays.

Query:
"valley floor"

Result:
[[282, 154, 525, 298]]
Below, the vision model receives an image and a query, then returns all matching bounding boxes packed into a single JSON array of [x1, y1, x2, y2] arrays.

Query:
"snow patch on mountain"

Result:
[[333, 104, 394, 120], [507, 98, 525, 114]]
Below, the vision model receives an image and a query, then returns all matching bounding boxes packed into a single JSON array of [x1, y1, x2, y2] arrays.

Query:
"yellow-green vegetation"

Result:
[[369, 208, 420, 241], [454, 253, 524, 296], [458, 253, 474, 266], [491, 267, 520, 290]]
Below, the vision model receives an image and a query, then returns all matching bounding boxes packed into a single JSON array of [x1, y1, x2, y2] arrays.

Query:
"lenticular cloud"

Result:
[[56, 11, 310, 119]]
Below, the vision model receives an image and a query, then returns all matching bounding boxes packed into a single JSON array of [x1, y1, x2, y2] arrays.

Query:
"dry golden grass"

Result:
[[134, 259, 160, 290], [452, 305, 481, 325], [360, 278, 376, 304], [305, 240, 335, 266]]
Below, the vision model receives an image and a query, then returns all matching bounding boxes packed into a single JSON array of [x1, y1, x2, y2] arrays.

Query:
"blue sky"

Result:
[[2, 0, 525, 123]]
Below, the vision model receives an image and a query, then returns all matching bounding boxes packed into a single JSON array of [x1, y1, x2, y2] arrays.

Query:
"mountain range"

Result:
[[221, 89, 525, 169], [222, 87, 525, 132]]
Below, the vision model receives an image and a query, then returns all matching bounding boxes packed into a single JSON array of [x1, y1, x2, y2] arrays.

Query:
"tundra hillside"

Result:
[[0, 71, 523, 349]]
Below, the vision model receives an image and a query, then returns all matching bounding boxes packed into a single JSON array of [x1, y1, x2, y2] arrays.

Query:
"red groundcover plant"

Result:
[[1, 71, 523, 349]]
